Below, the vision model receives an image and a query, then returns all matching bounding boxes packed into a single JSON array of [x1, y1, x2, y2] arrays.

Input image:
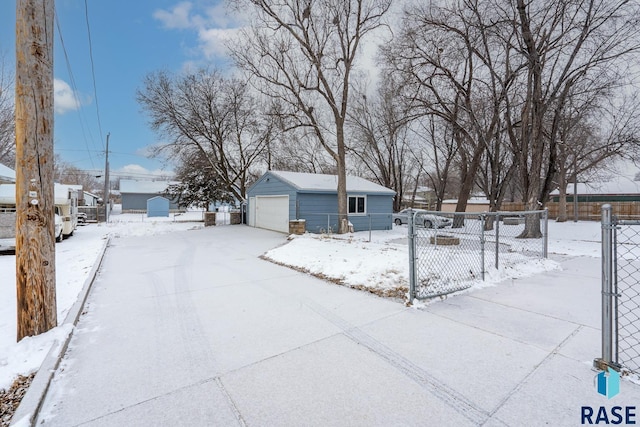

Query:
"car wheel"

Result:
[[56, 232, 63, 243], [424, 219, 433, 228], [394, 218, 402, 226]]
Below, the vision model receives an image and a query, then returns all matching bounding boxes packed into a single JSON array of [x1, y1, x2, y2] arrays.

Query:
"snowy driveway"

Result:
[[36, 225, 640, 426]]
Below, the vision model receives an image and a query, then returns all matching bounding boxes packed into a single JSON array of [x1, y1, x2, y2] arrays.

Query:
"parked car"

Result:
[[392, 208, 453, 228], [54, 213, 64, 242], [77, 212, 87, 224]]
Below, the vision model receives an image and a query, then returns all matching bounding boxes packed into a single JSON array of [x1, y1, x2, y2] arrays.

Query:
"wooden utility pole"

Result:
[[15, 0, 57, 341]]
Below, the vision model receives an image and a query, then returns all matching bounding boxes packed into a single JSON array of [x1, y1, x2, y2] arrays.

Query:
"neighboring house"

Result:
[[120, 179, 180, 211], [549, 181, 640, 203], [83, 191, 101, 207], [403, 186, 436, 210], [0, 164, 15, 184], [441, 198, 491, 213], [247, 170, 395, 234], [546, 179, 640, 219]]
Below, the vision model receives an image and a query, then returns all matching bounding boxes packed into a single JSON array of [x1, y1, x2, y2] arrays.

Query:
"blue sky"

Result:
[[0, 1, 236, 179]]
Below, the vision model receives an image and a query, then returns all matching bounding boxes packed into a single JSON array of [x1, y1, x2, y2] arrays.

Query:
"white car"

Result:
[[54, 213, 64, 242], [392, 208, 453, 228]]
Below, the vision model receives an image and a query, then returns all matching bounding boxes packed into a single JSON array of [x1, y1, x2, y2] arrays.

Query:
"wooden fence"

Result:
[[502, 201, 640, 220]]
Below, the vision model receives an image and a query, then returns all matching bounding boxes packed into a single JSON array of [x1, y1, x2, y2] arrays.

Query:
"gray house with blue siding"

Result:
[[120, 179, 181, 212], [247, 170, 395, 233]]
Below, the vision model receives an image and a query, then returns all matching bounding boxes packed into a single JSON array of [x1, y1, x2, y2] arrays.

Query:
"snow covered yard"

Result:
[[263, 220, 604, 303]]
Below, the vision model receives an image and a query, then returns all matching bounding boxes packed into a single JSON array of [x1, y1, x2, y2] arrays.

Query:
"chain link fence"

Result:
[[597, 204, 640, 374], [408, 210, 548, 301]]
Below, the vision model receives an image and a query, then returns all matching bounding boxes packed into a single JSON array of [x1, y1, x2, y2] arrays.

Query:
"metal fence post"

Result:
[[408, 212, 416, 304], [480, 214, 486, 281], [599, 204, 614, 368], [369, 214, 372, 242], [495, 213, 500, 269], [543, 208, 548, 258]]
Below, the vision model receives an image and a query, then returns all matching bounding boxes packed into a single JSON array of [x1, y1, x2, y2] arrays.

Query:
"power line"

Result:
[[54, 9, 98, 170], [84, 0, 105, 148]]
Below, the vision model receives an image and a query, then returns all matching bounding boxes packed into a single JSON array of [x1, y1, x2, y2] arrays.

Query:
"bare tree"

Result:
[[53, 155, 102, 193], [507, 0, 640, 237], [385, 0, 640, 236], [383, 1, 515, 226], [0, 53, 15, 166], [137, 69, 272, 201], [230, 0, 392, 233], [348, 79, 412, 211], [410, 115, 459, 211], [555, 93, 640, 221]]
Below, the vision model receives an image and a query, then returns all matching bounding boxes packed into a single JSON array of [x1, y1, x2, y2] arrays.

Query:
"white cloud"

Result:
[[115, 164, 174, 179], [153, 1, 247, 62], [53, 79, 82, 115], [153, 2, 194, 30], [197, 27, 239, 59]]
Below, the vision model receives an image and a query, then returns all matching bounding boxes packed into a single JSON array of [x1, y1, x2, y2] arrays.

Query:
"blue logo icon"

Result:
[[596, 367, 620, 399]]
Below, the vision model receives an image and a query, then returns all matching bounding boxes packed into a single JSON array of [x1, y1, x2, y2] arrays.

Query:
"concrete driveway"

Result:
[[35, 225, 640, 426]]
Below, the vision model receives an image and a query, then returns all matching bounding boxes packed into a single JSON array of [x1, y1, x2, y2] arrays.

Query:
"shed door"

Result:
[[255, 195, 289, 233]]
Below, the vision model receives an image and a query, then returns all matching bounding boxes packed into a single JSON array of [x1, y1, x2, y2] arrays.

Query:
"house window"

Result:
[[348, 195, 366, 214]]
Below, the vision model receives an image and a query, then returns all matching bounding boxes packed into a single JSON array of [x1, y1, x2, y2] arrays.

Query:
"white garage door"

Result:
[[255, 195, 289, 233]]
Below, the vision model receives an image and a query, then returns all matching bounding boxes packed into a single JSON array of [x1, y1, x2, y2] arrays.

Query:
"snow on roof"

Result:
[[0, 164, 15, 183], [119, 179, 177, 194], [268, 170, 395, 195], [442, 198, 490, 205], [550, 179, 640, 195]]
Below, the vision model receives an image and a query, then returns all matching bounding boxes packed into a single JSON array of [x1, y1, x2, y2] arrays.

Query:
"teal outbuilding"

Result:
[[147, 196, 170, 218]]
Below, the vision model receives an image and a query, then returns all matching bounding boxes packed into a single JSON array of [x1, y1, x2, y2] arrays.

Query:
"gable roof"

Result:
[[119, 179, 177, 194], [265, 170, 395, 195]]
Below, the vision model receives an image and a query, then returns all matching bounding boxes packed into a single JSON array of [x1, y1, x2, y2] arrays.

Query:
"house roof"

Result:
[[119, 179, 177, 194], [0, 164, 15, 183], [266, 170, 395, 195], [550, 179, 640, 196]]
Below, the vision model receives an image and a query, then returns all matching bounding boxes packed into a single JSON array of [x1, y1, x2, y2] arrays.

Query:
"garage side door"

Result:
[[255, 195, 289, 233]]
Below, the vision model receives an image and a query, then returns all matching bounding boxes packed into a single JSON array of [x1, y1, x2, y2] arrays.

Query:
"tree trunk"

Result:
[[452, 142, 484, 228], [556, 174, 568, 222], [336, 124, 349, 234], [15, 0, 57, 341]]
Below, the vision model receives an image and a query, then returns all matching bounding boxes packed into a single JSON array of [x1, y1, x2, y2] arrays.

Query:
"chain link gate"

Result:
[[408, 209, 548, 302], [597, 204, 640, 374]]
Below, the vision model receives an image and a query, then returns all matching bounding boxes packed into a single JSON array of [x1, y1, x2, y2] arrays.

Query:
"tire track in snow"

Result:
[[278, 293, 492, 425]]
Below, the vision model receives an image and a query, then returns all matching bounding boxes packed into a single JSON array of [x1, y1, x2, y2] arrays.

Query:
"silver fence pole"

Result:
[[328, 214, 330, 233], [408, 212, 416, 304], [600, 204, 614, 366], [369, 214, 372, 242], [543, 208, 549, 258], [613, 217, 619, 365], [495, 213, 500, 269], [480, 214, 486, 281]]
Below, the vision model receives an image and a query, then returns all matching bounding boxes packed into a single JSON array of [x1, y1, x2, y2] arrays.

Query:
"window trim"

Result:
[[347, 194, 367, 215]]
